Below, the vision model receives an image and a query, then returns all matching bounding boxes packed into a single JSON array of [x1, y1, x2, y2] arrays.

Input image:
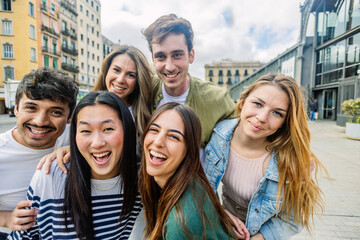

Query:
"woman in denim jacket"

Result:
[[204, 73, 327, 240]]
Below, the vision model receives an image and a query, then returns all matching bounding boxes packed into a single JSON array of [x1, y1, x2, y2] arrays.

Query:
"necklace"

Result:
[[91, 176, 120, 191]]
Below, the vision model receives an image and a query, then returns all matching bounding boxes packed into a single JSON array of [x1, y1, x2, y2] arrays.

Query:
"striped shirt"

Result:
[[7, 162, 142, 240]]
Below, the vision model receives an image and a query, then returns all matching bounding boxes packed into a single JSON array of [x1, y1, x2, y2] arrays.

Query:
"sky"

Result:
[[101, 0, 304, 79]]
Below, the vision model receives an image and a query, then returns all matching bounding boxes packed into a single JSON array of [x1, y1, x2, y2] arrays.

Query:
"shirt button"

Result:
[[255, 208, 259, 213]]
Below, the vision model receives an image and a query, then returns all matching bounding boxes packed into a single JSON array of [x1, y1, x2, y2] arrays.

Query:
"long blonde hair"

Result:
[[236, 73, 327, 232], [93, 45, 152, 137]]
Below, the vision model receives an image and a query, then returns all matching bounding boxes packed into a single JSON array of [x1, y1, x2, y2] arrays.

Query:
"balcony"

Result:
[[61, 62, 79, 73], [40, 3, 59, 19], [41, 25, 60, 38], [70, 34, 77, 40], [62, 45, 78, 56], [42, 46, 60, 57], [61, 28, 70, 36]]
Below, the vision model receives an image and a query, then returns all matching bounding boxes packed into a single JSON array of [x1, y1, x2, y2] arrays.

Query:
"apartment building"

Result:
[[38, 0, 61, 70], [60, 0, 79, 80], [77, 0, 102, 89], [204, 60, 261, 89], [0, 0, 38, 113], [102, 34, 116, 59]]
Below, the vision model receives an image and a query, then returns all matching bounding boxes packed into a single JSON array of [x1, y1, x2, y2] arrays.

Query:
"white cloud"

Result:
[[100, 0, 302, 79]]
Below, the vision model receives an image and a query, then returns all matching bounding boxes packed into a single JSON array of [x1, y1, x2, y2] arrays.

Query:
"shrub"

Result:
[[341, 98, 360, 123]]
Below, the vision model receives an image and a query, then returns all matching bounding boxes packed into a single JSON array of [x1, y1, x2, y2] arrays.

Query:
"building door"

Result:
[[323, 89, 336, 120]]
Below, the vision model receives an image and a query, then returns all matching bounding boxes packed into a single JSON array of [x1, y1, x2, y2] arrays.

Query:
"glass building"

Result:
[[229, 0, 360, 125]]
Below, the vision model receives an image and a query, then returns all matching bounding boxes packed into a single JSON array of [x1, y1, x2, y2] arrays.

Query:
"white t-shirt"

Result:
[[156, 83, 205, 162], [0, 125, 70, 211]]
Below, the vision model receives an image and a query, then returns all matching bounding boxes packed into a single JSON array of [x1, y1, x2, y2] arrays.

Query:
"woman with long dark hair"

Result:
[[139, 102, 237, 239], [8, 91, 141, 239]]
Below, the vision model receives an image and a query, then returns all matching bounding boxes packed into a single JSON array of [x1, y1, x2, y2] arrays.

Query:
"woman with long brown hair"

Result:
[[139, 102, 238, 239], [204, 73, 327, 239]]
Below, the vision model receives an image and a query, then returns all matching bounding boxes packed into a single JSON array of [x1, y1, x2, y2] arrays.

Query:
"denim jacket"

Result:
[[204, 119, 302, 240]]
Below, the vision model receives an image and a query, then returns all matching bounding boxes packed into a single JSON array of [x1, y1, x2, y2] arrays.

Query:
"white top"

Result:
[[157, 82, 189, 107], [0, 125, 70, 212]]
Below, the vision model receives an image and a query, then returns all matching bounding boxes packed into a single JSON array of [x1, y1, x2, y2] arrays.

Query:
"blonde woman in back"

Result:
[[204, 73, 327, 240]]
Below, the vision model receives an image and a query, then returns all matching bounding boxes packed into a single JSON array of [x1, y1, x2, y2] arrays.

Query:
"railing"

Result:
[[70, 34, 77, 40], [61, 62, 79, 73], [61, 28, 70, 36], [62, 45, 78, 56], [42, 46, 60, 57], [41, 25, 60, 38]]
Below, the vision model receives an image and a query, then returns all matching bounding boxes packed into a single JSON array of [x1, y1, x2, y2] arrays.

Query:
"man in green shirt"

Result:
[[143, 14, 235, 158]]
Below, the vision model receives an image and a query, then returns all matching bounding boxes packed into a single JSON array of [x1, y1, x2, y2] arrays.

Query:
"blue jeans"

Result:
[[310, 111, 316, 121]]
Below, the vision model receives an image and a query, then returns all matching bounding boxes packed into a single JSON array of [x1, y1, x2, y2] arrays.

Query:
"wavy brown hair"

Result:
[[236, 73, 328, 232], [93, 45, 152, 137], [139, 102, 235, 239]]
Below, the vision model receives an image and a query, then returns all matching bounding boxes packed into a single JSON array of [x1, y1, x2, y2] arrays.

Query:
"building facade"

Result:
[[77, 0, 102, 90], [204, 60, 261, 89], [229, 0, 360, 126], [102, 34, 117, 59], [0, 0, 38, 113], [38, 0, 61, 70], [60, 0, 79, 80]]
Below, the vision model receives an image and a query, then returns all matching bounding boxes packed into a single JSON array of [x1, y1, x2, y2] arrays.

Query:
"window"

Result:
[[96, 5, 98, 12], [30, 47, 36, 61], [4, 66, 14, 80], [209, 77, 213, 82], [244, 69, 248, 76], [50, 3, 56, 16], [2, 20, 12, 35], [29, 2, 34, 16], [91, 14, 94, 21], [63, 39, 67, 48], [97, 56, 99, 61], [81, 48, 84, 55], [92, 66, 95, 73], [80, 19, 83, 27], [92, 41, 94, 47], [91, 1, 93, 7], [52, 40, 57, 54], [81, 34, 83, 41], [92, 53, 94, 60], [209, 70, 213, 76], [91, 27, 94, 34], [86, 10, 88, 16], [29, 25, 35, 39], [218, 77, 223, 84], [97, 43, 99, 49], [61, 21, 66, 31], [3, 44, 13, 58], [44, 56, 49, 67], [96, 31, 99, 37], [81, 62, 84, 69], [53, 59, 58, 69], [96, 18, 99, 24], [2, 0, 11, 11], [71, 58, 75, 67], [80, 4, 82, 11], [71, 42, 75, 51], [63, 55, 68, 63]]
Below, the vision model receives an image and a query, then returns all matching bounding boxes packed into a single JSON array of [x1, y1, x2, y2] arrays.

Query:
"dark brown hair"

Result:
[[16, 67, 79, 119], [139, 102, 235, 239], [142, 14, 194, 53]]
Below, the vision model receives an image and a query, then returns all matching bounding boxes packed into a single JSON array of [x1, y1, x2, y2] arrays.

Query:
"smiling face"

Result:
[[105, 54, 137, 106], [152, 33, 194, 97], [143, 110, 187, 188], [238, 84, 289, 142], [76, 104, 124, 180], [13, 95, 70, 149]]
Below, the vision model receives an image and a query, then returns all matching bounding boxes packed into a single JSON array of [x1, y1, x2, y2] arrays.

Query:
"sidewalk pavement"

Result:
[[0, 115, 359, 239], [292, 120, 360, 240]]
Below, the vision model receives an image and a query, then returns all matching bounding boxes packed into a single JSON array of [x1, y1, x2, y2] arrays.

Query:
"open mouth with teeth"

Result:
[[149, 150, 168, 166], [27, 126, 53, 137], [164, 72, 180, 79], [92, 152, 111, 166], [112, 83, 126, 91]]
